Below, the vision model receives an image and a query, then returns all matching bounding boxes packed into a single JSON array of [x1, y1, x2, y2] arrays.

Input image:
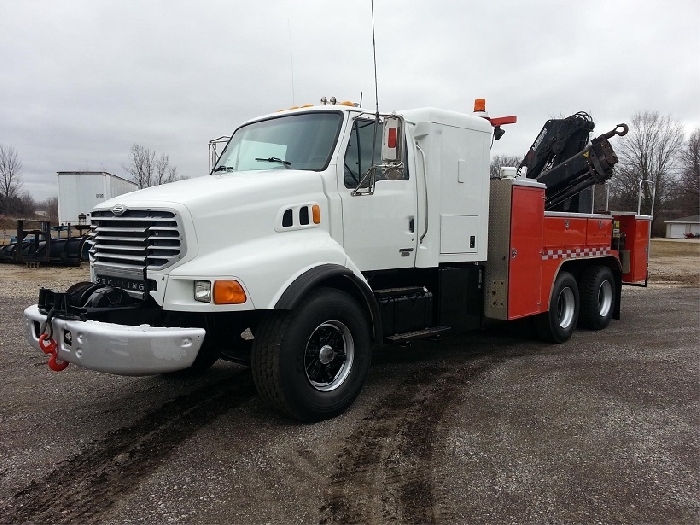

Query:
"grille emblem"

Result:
[[111, 204, 126, 216]]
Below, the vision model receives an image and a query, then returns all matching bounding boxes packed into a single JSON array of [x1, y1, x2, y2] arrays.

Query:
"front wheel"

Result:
[[251, 288, 372, 422], [535, 271, 579, 343]]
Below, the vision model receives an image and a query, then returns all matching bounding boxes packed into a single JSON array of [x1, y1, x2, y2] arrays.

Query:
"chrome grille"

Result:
[[90, 209, 184, 275]]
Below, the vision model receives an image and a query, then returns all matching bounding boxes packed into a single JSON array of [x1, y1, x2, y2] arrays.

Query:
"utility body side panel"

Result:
[[484, 178, 546, 320], [508, 184, 545, 318], [539, 211, 616, 315], [614, 213, 652, 283]]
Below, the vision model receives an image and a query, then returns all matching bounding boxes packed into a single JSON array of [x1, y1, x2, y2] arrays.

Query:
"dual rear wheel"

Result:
[[578, 266, 616, 330], [536, 266, 616, 343]]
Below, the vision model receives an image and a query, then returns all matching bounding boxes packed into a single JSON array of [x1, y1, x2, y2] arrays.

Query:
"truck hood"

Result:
[[95, 169, 331, 270], [99, 170, 312, 208], [97, 170, 330, 220]]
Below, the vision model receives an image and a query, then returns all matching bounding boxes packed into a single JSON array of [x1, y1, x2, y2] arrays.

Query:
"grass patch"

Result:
[[650, 239, 700, 258]]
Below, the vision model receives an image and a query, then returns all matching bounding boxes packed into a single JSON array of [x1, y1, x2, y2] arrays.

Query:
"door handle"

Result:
[[409, 216, 415, 233]]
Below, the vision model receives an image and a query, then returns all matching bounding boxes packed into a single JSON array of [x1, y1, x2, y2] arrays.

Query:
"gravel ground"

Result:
[[0, 244, 698, 524]]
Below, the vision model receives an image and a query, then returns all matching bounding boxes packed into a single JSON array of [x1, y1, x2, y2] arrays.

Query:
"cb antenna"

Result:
[[371, 0, 379, 117], [369, 0, 381, 167], [288, 19, 295, 105]]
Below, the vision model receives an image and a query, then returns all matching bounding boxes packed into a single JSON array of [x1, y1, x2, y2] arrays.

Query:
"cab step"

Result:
[[385, 326, 451, 344]]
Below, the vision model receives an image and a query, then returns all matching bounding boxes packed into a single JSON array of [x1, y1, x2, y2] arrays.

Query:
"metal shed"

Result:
[[57, 172, 137, 225], [665, 215, 700, 239]]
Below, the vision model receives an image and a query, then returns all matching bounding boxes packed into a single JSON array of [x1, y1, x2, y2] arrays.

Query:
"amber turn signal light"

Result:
[[213, 280, 247, 304]]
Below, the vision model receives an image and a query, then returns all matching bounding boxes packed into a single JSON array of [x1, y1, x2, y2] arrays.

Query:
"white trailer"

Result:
[[57, 172, 137, 225]]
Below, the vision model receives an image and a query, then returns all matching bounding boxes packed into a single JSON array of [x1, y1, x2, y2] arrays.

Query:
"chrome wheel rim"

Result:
[[598, 280, 613, 317], [557, 287, 576, 330], [304, 320, 354, 392]]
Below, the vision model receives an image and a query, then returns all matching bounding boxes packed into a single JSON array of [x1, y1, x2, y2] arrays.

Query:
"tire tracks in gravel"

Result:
[[0, 372, 256, 525], [319, 353, 500, 524]]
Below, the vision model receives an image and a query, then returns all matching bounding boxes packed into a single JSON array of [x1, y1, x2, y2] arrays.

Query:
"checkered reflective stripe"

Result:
[[541, 247, 611, 261]]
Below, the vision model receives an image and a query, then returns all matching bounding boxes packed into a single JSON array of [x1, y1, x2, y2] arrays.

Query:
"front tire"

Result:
[[536, 271, 579, 343], [251, 287, 372, 422], [578, 266, 615, 330]]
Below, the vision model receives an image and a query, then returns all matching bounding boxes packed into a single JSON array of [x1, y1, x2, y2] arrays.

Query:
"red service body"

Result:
[[485, 178, 651, 322]]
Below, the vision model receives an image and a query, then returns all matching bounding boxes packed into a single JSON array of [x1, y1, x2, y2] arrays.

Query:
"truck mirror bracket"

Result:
[[351, 166, 378, 196]]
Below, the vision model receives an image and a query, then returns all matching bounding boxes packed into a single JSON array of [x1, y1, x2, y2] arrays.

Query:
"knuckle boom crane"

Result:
[[518, 112, 629, 211]]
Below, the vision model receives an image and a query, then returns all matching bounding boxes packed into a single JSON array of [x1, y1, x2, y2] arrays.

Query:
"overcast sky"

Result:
[[1, 0, 699, 203]]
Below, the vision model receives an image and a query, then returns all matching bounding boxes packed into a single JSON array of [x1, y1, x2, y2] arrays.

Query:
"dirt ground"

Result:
[[0, 240, 698, 524]]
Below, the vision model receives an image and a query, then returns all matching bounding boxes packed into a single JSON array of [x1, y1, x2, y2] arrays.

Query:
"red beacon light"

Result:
[[473, 98, 517, 140]]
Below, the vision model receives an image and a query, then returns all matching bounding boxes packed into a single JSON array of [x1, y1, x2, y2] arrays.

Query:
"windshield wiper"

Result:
[[256, 157, 291, 169], [213, 165, 234, 172]]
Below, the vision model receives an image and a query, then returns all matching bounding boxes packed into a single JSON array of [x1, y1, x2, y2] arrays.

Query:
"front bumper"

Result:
[[24, 304, 206, 375]]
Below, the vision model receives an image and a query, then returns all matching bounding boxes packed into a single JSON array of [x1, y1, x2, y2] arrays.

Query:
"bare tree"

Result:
[[609, 111, 684, 230], [0, 145, 23, 214], [42, 197, 59, 222], [675, 128, 700, 217], [19, 191, 36, 216], [123, 144, 183, 189], [490, 155, 522, 178]]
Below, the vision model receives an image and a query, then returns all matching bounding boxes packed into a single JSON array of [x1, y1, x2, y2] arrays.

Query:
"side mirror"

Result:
[[381, 116, 403, 163]]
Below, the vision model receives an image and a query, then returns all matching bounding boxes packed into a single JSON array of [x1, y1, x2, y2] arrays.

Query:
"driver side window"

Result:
[[344, 119, 382, 188], [344, 119, 409, 188]]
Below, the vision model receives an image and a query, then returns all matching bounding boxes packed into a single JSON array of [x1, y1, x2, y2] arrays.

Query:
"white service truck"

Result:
[[24, 100, 649, 421]]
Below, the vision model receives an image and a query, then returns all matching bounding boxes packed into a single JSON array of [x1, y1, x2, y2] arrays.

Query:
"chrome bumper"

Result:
[[24, 304, 206, 375]]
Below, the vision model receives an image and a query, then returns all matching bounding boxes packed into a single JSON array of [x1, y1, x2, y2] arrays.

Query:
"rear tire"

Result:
[[578, 266, 615, 330], [251, 287, 372, 422], [536, 271, 579, 343]]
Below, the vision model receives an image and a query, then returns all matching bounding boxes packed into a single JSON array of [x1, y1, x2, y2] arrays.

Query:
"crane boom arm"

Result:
[[519, 111, 628, 211], [537, 124, 629, 210]]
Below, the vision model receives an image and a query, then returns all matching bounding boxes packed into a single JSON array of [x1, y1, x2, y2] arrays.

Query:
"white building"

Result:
[[665, 215, 700, 239], [57, 172, 137, 225]]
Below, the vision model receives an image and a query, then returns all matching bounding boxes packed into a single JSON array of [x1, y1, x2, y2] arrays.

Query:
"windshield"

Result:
[[213, 112, 344, 173]]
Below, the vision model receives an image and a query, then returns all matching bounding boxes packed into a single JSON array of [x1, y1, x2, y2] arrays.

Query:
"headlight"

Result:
[[194, 280, 211, 303]]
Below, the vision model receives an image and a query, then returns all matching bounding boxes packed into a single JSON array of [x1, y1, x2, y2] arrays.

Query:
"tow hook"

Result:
[[48, 351, 69, 372], [38, 330, 69, 372], [601, 123, 629, 140]]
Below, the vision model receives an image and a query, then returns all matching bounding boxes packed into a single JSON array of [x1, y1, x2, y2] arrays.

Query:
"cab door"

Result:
[[339, 118, 417, 271]]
